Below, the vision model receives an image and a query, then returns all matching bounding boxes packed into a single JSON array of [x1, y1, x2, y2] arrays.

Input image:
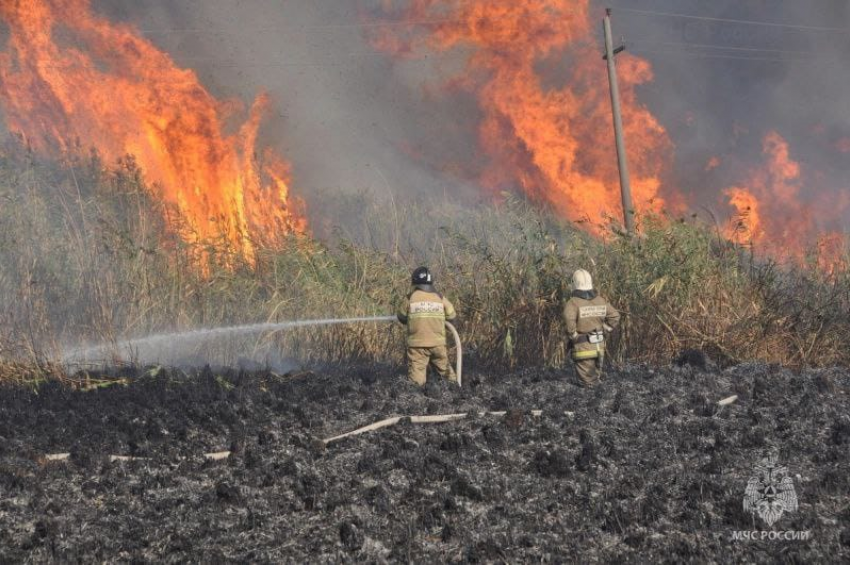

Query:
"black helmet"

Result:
[[411, 266, 433, 285]]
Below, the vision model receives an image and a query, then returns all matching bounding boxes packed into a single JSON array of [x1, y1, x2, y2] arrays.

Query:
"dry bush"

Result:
[[1, 139, 849, 381]]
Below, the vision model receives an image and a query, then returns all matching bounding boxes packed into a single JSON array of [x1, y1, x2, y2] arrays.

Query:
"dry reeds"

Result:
[[1, 141, 849, 384]]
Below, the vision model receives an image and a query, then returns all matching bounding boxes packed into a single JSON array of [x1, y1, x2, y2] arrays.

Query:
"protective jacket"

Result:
[[563, 290, 620, 359], [397, 285, 457, 348]]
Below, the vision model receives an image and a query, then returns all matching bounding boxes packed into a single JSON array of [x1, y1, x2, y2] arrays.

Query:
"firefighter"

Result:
[[563, 269, 620, 387], [396, 267, 457, 386]]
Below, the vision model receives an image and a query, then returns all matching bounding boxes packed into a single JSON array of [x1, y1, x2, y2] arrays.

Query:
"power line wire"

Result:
[[627, 47, 811, 63], [613, 6, 850, 33], [625, 38, 817, 56]]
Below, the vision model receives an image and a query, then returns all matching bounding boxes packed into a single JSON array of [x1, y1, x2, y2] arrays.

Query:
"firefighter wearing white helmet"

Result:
[[563, 269, 620, 387], [397, 267, 458, 386]]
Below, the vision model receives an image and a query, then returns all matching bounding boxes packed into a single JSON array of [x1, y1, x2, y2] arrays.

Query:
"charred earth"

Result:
[[0, 362, 848, 562]]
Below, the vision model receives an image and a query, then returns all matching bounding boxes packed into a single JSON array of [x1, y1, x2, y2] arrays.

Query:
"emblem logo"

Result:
[[743, 454, 798, 527]]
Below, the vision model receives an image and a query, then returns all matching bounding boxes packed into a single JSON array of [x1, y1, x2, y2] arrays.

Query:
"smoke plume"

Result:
[[5, 0, 850, 254]]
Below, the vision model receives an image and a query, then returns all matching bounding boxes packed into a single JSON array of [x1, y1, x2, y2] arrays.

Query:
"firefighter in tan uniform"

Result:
[[397, 267, 457, 386], [563, 269, 620, 387]]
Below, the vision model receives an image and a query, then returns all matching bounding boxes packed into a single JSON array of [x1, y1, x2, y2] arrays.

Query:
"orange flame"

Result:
[[815, 232, 847, 274], [374, 3, 847, 267], [371, 0, 673, 232], [0, 0, 306, 261], [724, 131, 847, 266], [724, 187, 762, 245]]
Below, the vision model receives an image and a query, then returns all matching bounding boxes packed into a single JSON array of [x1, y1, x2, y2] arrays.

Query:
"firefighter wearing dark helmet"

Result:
[[563, 269, 620, 387], [396, 267, 457, 386]]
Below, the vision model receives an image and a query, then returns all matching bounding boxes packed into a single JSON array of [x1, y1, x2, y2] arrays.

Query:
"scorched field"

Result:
[[0, 361, 847, 562]]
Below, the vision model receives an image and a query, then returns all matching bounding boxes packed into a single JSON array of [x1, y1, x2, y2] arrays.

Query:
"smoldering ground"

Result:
[[0, 362, 847, 562]]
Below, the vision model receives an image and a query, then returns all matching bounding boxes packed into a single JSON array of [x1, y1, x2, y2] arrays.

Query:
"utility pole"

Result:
[[603, 8, 635, 235]]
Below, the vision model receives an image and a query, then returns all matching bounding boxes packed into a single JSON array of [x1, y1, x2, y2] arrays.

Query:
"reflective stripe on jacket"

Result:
[[563, 292, 620, 360], [397, 288, 457, 348]]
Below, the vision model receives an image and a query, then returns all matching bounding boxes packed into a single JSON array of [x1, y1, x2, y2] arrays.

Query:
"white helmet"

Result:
[[572, 269, 593, 291]]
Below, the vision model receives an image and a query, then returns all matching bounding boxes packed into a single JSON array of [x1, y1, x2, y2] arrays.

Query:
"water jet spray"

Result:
[[62, 316, 463, 386]]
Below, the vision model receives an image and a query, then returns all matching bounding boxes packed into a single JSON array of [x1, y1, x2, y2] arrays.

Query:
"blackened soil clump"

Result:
[[0, 363, 848, 562]]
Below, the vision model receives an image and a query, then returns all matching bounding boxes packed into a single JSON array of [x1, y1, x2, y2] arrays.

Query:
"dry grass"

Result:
[[1, 139, 849, 383]]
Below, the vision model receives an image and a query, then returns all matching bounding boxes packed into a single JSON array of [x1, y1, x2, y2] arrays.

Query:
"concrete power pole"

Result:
[[603, 8, 635, 235]]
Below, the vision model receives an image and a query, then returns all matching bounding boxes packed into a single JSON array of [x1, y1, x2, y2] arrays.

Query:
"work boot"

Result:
[[425, 378, 442, 398]]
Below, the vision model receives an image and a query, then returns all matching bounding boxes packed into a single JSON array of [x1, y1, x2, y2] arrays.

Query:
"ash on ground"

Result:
[[0, 362, 847, 562]]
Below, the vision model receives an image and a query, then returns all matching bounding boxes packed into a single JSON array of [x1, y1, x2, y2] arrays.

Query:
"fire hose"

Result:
[[380, 316, 462, 386], [367, 317, 462, 386], [445, 321, 462, 387]]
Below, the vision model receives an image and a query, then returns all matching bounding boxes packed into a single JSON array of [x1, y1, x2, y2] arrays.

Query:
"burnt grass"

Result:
[[1, 360, 848, 563]]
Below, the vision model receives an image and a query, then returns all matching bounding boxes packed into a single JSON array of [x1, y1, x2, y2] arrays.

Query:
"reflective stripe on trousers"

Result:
[[573, 342, 603, 360]]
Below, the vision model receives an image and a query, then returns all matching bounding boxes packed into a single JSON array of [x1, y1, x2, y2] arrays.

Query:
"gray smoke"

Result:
[[92, 0, 483, 239], [609, 0, 850, 229], [90, 0, 850, 234]]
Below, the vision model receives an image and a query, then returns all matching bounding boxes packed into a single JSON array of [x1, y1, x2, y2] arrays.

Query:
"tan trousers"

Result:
[[575, 356, 604, 387], [407, 346, 455, 386]]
